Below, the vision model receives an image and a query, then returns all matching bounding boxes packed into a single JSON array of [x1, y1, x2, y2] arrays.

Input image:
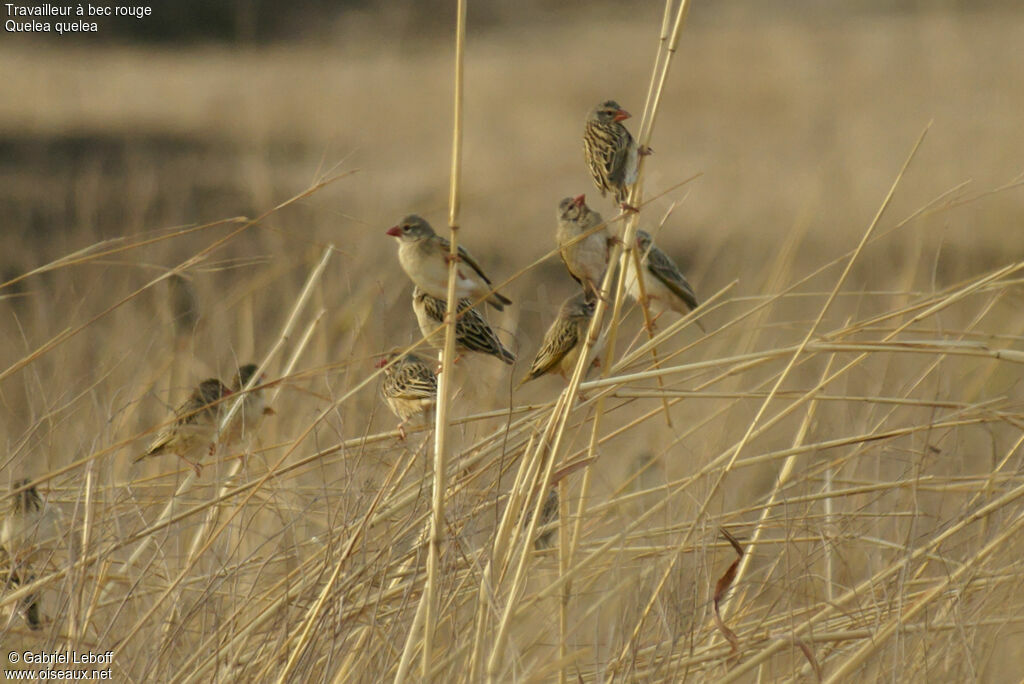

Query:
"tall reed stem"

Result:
[[415, 0, 467, 678]]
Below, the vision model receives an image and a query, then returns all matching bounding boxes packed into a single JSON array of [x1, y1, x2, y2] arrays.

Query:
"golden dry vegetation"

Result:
[[2, 4, 1024, 682]]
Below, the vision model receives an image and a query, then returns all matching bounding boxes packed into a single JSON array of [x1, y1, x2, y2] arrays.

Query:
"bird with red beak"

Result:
[[385, 214, 512, 311], [583, 99, 650, 210], [556, 193, 612, 302]]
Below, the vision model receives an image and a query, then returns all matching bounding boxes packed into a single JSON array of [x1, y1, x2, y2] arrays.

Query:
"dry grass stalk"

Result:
[[403, 0, 469, 678]]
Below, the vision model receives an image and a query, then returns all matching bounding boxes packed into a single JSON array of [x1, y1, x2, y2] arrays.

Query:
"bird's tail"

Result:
[[23, 595, 41, 630], [515, 373, 536, 389], [499, 345, 515, 365], [488, 292, 513, 310], [135, 438, 167, 462], [0, 565, 42, 630], [687, 301, 707, 333]]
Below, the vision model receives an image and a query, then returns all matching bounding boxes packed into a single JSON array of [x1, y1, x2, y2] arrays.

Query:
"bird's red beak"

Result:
[[613, 109, 631, 122], [374, 357, 388, 368], [385, 226, 402, 237], [572, 194, 586, 207]]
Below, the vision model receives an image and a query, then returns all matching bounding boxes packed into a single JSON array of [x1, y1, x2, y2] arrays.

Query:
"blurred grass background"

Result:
[[1, 1, 1023, 681]]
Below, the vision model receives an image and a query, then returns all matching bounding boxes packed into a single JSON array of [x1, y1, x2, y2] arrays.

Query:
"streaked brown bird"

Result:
[[519, 293, 600, 386], [135, 378, 232, 476], [386, 215, 512, 311], [625, 229, 701, 326], [167, 273, 199, 340], [583, 100, 646, 209], [533, 487, 559, 550], [412, 287, 515, 364], [556, 194, 611, 300], [1, 479, 43, 561], [0, 544, 41, 630], [1, 479, 44, 630], [0, 547, 41, 630], [223, 363, 275, 456], [377, 350, 438, 439]]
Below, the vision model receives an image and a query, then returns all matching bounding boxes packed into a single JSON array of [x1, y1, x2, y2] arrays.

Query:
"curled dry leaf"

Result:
[[713, 528, 743, 656], [793, 638, 823, 682]]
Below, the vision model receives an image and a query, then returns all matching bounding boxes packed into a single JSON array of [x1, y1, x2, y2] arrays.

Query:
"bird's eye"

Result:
[[402, 225, 411, 232]]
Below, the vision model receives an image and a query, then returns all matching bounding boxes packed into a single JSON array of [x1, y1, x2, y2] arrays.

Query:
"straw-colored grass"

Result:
[[2, 4, 1024, 682]]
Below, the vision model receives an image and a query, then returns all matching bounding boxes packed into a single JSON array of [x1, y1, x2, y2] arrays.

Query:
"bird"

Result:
[[1, 480, 44, 630], [135, 378, 232, 476], [519, 292, 601, 386], [377, 350, 438, 439], [167, 273, 199, 340], [625, 229, 701, 327], [556, 194, 612, 301], [1, 479, 43, 562], [583, 100, 648, 209], [386, 215, 512, 311], [0, 547, 41, 630], [223, 363, 275, 457], [412, 287, 515, 364], [533, 487, 559, 550]]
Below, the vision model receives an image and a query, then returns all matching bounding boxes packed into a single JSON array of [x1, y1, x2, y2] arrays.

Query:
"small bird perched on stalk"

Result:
[[1, 479, 43, 563], [556, 194, 612, 302], [223, 363, 276, 459], [135, 378, 232, 476], [625, 229, 702, 330], [533, 487, 560, 551], [412, 287, 515, 365], [0, 547, 42, 630], [377, 350, 438, 440], [167, 273, 199, 341], [519, 292, 601, 387], [1, 479, 45, 629], [386, 215, 512, 311], [583, 100, 651, 211]]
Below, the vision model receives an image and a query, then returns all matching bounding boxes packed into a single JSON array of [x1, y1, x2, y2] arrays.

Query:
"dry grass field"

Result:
[[2, 3, 1024, 681]]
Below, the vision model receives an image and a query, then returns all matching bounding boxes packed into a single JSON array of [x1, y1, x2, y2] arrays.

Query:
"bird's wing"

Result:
[[420, 291, 447, 324], [457, 244, 494, 285], [21, 487, 41, 515], [645, 245, 699, 311], [139, 393, 214, 460], [391, 362, 437, 400], [606, 127, 635, 186], [559, 248, 585, 286], [436, 234, 494, 286], [140, 430, 172, 459], [622, 138, 639, 186], [457, 305, 515, 363], [174, 393, 216, 427], [525, 318, 579, 381]]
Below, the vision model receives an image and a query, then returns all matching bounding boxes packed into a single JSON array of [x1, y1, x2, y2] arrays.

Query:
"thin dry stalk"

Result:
[[408, 0, 467, 678]]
